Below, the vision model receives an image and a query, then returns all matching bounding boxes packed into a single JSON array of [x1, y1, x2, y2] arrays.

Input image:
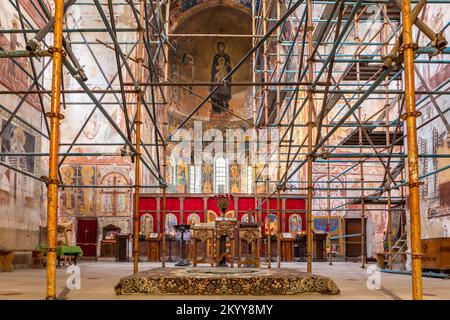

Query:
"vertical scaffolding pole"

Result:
[[133, 0, 146, 274], [46, 0, 64, 300], [306, 0, 314, 273], [401, 0, 423, 300], [262, 0, 271, 269], [276, 0, 282, 269], [326, 115, 332, 265], [355, 13, 366, 269], [161, 0, 171, 268], [384, 8, 393, 269]]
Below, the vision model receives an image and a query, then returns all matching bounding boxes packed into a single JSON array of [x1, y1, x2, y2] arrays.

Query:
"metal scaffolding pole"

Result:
[[401, 0, 423, 301], [45, 0, 64, 300], [133, 0, 146, 275], [306, 0, 314, 274], [161, 0, 170, 268]]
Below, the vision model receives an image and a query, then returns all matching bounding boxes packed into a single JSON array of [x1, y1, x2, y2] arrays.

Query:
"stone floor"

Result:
[[0, 261, 449, 300]]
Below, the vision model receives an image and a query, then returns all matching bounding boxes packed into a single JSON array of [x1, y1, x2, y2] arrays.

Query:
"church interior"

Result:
[[0, 0, 450, 301]]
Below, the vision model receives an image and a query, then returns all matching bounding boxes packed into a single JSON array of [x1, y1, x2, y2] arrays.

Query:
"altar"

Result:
[[189, 217, 261, 268]]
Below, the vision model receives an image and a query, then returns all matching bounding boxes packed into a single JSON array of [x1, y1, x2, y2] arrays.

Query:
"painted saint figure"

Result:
[[210, 41, 232, 114], [140, 214, 153, 239], [289, 214, 302, 236]]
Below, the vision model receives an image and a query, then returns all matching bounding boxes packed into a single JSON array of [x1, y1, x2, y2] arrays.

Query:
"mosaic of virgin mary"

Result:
[[210, 41, 232, 114]]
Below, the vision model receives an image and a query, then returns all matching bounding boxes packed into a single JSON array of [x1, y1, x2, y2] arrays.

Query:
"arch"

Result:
[[165, 213, 178, 235], [265, 214, 278, 236], [207, 210, 217, 223], [289, 214, 302, 236], [169, 0, 251, 32], [187, 213, 201, 225], [225, 210, 235, 219], [140, 214, 154, 239]]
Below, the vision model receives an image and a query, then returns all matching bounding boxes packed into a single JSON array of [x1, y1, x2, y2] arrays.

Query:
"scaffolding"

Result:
[[0, 0, 449, 300]]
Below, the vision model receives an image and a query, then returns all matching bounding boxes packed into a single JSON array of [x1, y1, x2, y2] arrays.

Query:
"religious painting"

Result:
[[79, 165, 96, 215], [210, 41, 232, 114], [140, 214, 154, 239], [176, 160, 188, 193], [0, 9, 39, 108], [97, 168, 131, 217], [289, 214, 302, 236], [61, 165, 76, 216], [165, 213, 178, 236], [241, 213, 255, 223], [202, 164, 213, 193], [417, 5, 449, 88], [312, 175, 346, 216], [0, 119, 36, 203], [168, 6, 252, 120], [229, 164, 241, 193], [60, 165, 96, 217], [187, 213, 201, 226], [207, 210, 217, 223], [167, 158, 176, 193], [265, 214, 278, 236], [225, 210, 235, 219], [314, 217, 339, 233]]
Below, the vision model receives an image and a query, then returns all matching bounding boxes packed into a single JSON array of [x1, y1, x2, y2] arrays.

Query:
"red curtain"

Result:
[[285, 198, 305, 210], [76, 219, 97, 257], [184, 198, 203, 211], [139, 197, 156, 210], [207, 196, 235, 213]]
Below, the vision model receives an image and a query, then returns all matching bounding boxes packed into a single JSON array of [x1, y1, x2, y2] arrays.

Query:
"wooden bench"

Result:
[[0, 249, 44, 272]]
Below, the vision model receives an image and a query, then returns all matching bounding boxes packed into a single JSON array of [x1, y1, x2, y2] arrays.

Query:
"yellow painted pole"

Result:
[[276, 0, 281, 269], [306, 0, 314, 274], [161, 0, 171, 268], [383, 4, 393, 269], [46, 0, 65, 300], [133, 0, 146, 274], [401, 0, 423, 300]]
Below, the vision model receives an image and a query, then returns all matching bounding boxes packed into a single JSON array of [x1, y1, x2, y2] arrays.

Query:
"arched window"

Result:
[[214, 157, 229, 193], [189, 164, 202, 193], [247, 165, 253, 193]]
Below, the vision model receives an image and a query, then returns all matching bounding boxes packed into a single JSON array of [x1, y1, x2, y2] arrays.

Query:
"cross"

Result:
[[99, 175, 128, 216]]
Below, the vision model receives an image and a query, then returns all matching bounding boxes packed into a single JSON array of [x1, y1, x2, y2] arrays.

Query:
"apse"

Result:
[[168, 4, 253, 122]]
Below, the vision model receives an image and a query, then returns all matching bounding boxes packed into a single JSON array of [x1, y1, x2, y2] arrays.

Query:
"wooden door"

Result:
[[77, 219, 98, 257], [345, 218, 366, 259]]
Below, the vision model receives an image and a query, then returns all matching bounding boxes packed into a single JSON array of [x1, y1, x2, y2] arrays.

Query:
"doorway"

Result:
[[345, 218, 366, 260], [76, 219, 98, 257]]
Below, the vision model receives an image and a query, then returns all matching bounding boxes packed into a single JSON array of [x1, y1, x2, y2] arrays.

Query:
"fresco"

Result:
[[265, 214, 278, 235], [229, 164, 241, 193], [165, 213, 178, 235], [312, 175, 346, 216], [289, 214, 302, 236], [202, 164, 213, 193], [140, 213, 154, 239], [168, 5, 252, 120], [0, 119, 37, 203], [187, 213, 201, 225], [241, 213, 255, 223], [96, 166, 131, 217]]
